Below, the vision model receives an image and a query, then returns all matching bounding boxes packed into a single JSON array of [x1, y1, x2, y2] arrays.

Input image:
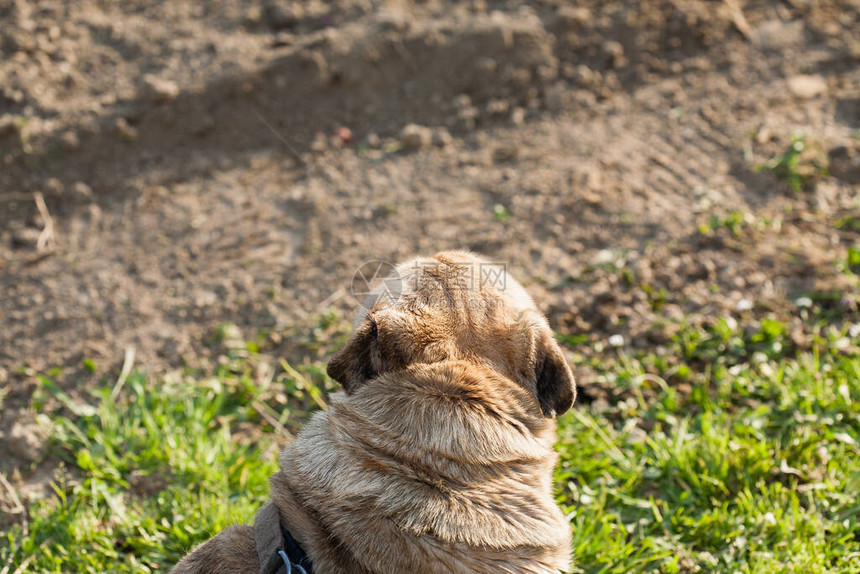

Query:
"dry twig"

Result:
[[0, 192, 56, 252], [0, 472, 28, 574], [724, 0, 752, 40], [252, 400, 295, 442], [33, 192, 54, 252], [110, 347, 136, 402]]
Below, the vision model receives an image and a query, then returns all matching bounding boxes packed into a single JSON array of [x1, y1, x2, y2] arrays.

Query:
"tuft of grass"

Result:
[[698, 211, 746, 238]]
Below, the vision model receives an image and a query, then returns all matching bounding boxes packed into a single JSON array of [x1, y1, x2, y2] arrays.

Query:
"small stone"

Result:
[[835, 98, 859, 128], [0, 115, 19, 137], [376, 9, 410, 32], [561, 62, 577, 79], [366, 133, 381, 148], [602, 41, 627, 68], [141, 74, 179, 102], [476, 57, 497, 73], [508, 68, 532, 89], [573, 65, 596, 87], [310, 131, 328, 151], [243, 5, 262, 26], [262, 1, 304, 30], [45, 177, 63, 195], [400, 124, 432, 151], [752, 20, 805, 49], [432, 128, 453, 148], [115, 118, 138, 142], [60, 130, 80, 150], [829, 145, 860, 184], [332, 126, 353, 147], [510, 107, 526, 126], [35, 33, 56, 55], [486, 99, 510, 116], [557, 7, 592, 30], [4, 32, 36, 53], [788, 75, 827, 99], [755, 126, 773, 145], [72, 181, 93, 199], [453, 94, 472, 109], [544, 82, 567, 112], [536, 63, 559, 83], [9, 418, 48, 462], [271, 32, 296, 47], [492, 144, 519, 163], [457, 105, 479, 129], [11, 226, 42, 249]]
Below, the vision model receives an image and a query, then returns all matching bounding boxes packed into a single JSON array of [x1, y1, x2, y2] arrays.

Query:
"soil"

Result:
[[1, 0, 859, 482]]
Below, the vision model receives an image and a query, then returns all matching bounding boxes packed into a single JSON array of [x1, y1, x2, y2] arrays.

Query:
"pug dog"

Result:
[[172, 251, 575, 573]]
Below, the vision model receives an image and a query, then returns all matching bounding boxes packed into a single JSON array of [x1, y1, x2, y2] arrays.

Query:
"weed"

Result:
[[756, 136, 829, 193], [698, 211, 746, 238], [493, 203, 510, 221], [846, 246, 860, 275], [836, 215, 860, 233]]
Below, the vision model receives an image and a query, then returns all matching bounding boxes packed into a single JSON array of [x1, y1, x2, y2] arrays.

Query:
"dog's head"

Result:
[[327, 251, 575, 417]]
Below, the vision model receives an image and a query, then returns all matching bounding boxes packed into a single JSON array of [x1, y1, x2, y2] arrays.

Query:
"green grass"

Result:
[[560, 348, 860, 572], [2, 320, 860, 572]]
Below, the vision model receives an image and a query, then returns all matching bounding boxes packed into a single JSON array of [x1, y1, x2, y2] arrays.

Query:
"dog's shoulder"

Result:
[[170, 525, 257, 574]]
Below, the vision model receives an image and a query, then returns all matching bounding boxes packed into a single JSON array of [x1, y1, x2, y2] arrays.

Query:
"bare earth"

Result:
[[1, 0, 859, 475]]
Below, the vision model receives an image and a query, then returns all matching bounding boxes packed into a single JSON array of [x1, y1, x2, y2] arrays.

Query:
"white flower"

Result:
[[763, 512, 777, 526], [593, 249, 615, 265], [608, 334, 624, 348], [795, 297, 813, 308], [849, 323, 860, 338]]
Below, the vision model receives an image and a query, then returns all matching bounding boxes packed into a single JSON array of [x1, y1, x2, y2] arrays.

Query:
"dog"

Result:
[[172, 251, 575, 573]]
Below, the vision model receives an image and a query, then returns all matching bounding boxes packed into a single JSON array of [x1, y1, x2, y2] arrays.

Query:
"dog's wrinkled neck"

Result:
[[272, 359, 571, 573]]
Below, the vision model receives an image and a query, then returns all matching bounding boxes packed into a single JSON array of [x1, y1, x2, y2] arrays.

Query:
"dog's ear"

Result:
[[326, 318, 378, 393], [533, 328, 576, 418]]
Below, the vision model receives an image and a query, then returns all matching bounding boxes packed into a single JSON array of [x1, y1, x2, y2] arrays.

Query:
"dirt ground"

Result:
[[1, 0, 859, 477]]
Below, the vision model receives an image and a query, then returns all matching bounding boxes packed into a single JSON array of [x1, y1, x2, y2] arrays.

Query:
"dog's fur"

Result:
[[172, 251, 575, 573]]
